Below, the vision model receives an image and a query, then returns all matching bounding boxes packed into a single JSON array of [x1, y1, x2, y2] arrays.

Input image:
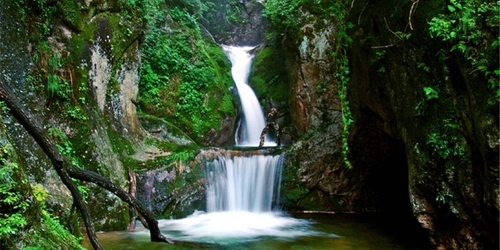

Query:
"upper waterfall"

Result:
[[223, 45, 267, 146]]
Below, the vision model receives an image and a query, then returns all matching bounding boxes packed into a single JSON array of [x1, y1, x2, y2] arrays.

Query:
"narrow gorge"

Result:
[[0, 0, 497, 249]]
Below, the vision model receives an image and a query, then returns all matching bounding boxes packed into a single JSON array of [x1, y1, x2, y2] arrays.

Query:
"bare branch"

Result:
[[371, 44, 396, 49], [409, 0, 420, 30], [0, 81, 103, 250], [371, 17, 411, 49], [0, 81, 173, 247], [358, 1, 369, 25]]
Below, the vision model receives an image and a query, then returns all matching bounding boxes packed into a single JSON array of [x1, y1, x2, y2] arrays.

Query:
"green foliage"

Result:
[[428, 0, 500, 94], [67, 106, 88, 121], [423, 86, 439, 100], [337, 56, 353, 169], [198, 0, 242, 25], [31, 184, 49, 207], [415, 86, 440, 116], [0, 101, 7, 112], [32, 41, 71, 101], [0, 129, 83, 249], [48, 127, 74, 157], [21, 211, 85, 250], [250, 47, 290, 103], [47, 127, 86, 168], [264, 0, 353, 40], [138, 6, 234, 142], [263, 0, 303, 40], [330, 1, 354, 169], [0, 141, 28, 239], [427, 120, 465, 160], [55, 0, 82, 29], [118, 0, 166, 25], [164, 0, 211, 19], [167, 150, 195, 164]]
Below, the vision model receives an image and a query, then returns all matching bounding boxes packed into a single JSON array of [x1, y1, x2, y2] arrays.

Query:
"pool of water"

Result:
[[82, 212, 429, 249]]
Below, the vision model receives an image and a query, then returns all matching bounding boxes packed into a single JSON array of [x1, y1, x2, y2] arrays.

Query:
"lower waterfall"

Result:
[[205, 154, 283, 213]]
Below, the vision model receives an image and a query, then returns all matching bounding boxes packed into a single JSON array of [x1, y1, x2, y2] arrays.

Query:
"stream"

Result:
[[84, 46, 428, 249], [82, 212, 428, 249]]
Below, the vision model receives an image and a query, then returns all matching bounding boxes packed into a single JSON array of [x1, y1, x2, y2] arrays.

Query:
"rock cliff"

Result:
[[274, 1, 498, 249]]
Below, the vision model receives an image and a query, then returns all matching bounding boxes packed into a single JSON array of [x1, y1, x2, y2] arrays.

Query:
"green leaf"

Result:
[[423, 87, 439, 100], [447, 5, 456, 12], [492, 39, 499, 49]]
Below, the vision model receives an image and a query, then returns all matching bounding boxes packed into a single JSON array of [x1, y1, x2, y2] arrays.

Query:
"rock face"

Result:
[[347, 1, 498, 248], [200, 0, 267, 45], [280, 8, 408, 216], [277, 1, 498, 249], [135, 159, 205, 219], [2, 0, 497, 248], [0, 0, 150, 232]]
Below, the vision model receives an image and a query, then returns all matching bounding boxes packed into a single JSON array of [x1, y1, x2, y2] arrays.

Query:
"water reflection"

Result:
[[82, 213, 429, 249]]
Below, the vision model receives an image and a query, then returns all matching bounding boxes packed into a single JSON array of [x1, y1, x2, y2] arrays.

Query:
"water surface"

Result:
[[82, 212, 429, 249]]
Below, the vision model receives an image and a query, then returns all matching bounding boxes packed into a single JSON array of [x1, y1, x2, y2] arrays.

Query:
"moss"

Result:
[[106, 13, 141, 63], [280, 158, 308, 208], [250, 47, 290, 103], [107, 128, 136, 156], [21, 212, 85, 250], [203, 44, 235, 117], [122, 156, 144, 171], [139, 114, 198, 147], [137, 8, 238, 143], [56, 0, 84, 31]]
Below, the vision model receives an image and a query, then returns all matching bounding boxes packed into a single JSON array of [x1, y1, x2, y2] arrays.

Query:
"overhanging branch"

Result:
[[0, 81, 173, 247]]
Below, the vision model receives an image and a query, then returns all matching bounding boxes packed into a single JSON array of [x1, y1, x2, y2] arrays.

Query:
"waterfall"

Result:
[[199, 45, 283, 214], [205, 154, 283, 212], [222, 45, 267, 146], [154, 45, 317, 242]]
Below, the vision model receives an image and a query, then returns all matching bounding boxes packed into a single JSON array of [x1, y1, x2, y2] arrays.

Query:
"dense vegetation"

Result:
[[0, 0, 498, 248], [1, 0, 243, 247], [0, 118, 84, 249], [137, 2, 236, 142]]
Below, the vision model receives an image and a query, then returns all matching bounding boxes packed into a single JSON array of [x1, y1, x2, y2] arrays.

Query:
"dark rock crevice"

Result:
[[345, 0, 499, 248]]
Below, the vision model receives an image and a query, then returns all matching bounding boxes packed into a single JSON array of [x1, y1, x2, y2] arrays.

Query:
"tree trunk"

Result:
[[127, 168, 137, 231], [66, 167, 173, 243], [0, 81, 173, 247]]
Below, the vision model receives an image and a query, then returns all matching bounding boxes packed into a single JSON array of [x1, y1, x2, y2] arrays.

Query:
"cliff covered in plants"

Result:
[[0, 0, 239, 248], [262, 0, 498, 249], [0, 0, 498, 249]]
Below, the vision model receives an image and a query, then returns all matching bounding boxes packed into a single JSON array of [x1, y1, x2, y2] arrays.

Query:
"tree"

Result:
[[0, 81, 173, 249]]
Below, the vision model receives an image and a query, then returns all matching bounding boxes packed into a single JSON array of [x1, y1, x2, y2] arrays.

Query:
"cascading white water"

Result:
[[155, 45, 317, 242], [222, 45, 267, 146], [205, 154, 283, 212], [201, 45, 282, 213]]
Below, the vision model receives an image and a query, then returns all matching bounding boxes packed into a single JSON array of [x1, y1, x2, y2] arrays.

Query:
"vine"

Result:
[[264, 0, 354, 168], [331, 2, 354, 168]]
